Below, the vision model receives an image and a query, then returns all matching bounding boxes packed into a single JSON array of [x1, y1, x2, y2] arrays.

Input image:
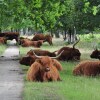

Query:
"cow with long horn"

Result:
[[55, 36, 81, 61], [26, 51, 63, 82], [19, 49, 57, 66]]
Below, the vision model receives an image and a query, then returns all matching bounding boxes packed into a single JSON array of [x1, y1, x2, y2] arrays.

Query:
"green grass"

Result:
[[0, 44, 7, 55], [20, 34, 100, 100]]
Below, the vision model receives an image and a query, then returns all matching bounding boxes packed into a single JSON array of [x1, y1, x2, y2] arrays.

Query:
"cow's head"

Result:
[[19, 55, 36, 66], [45, 35, 53, 45], [36, 40, 43, 47], [33, 50, 64, 72], [71, 48, 81, 61], [90, 49, 100, 59]]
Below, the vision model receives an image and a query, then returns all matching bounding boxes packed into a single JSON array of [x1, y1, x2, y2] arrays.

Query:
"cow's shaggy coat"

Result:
[[73, 61, 100, 76], [27, 56, 63, 82]]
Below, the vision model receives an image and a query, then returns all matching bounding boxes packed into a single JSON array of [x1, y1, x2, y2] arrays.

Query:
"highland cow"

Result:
[[27, 49, 56, 57], [56, 37, 81, 61], [20, 49, 57, 66], [0, 32, 19, 43], [31, 34, 53, 45], [27, 51, 63, 82], [90, 49, 100, 60], [21, 39, 44, 48], [19, 55, 37, 66], [73, 61, 100, 76], [0, 37, 7, 44]]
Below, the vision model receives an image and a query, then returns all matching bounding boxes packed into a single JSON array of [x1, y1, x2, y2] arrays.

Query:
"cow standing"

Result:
[[31, 34, 53, 45], [0, 32, 19, 43]]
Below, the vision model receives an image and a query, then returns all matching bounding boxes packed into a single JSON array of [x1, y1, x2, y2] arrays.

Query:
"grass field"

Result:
[[0, 44, 7, 55], [20, 34, 100, 100]]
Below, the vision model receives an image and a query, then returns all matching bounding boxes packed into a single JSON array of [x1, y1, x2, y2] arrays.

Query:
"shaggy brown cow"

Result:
[[90, 49, 100, 60], [73, 61, 100, 76], [56, 37, 81, 61], [0, 37, 7, 44], [20, 49, 57, 66], [27, 51, 63, 82], [21, 39, 44, 48], [19, 55, 37, 66], [19, 38, 30, 45], [31, 34, 53, 45], [0, 32, 19, 43], [27, 49, 56, 57]]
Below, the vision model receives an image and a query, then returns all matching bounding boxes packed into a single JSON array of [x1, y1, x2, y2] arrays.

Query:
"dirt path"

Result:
[[0, 40, 23, 100]]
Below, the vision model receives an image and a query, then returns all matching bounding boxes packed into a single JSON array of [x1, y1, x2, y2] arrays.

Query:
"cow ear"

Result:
[[36, 59, 42, 65], [52, 59, 63, 71]]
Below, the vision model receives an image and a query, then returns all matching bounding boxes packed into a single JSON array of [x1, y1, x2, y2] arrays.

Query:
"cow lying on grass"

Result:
[[19, 37, 30, 45], [90, 48, 100, 60], [73, 61, 100, 76], [19, 55, 36, 66], [21, 39, 44, 48], [27, 51, 63, 82], [0, 37, 7, 44], [27, 49, 56, 57], [20, 49, 56, 66], [55, 37, 81, 61]]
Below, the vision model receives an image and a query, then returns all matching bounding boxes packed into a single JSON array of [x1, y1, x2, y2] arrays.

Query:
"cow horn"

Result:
[[50, 50, 64, 59], [73, 36, 80, 49], [32, 51, 42, 58], [33, 50, 64, 59]]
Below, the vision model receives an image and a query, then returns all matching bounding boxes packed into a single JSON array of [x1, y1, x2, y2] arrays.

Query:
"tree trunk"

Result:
[[63, 29, 67, 40], [11, 28, 13, 32], [50, 29, 53, 37], [54, 30, 60, 38], [0, 28, 1, 33], [68, 28, 72, 43]]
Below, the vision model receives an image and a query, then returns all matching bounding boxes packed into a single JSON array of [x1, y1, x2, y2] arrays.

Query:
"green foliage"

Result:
[[0, 0, 100, 33]]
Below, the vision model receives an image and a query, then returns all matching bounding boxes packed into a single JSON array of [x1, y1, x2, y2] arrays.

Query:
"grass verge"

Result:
[[0, 44, 7, 55]]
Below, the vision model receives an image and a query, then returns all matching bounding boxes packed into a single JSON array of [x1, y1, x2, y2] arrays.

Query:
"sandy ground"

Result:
[[0, 40, 23, 100]]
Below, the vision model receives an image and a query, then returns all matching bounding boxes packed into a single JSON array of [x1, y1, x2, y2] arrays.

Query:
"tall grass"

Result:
[[0, 44, 7, 55], [20, 34, 100, 100]]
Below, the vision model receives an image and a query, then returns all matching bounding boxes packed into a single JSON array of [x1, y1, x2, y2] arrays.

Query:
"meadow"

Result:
[[20, 33, 100, 100], [0, 44, 7, 55]]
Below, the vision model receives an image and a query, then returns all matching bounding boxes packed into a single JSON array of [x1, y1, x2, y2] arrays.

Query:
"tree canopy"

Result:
[[0, 0, 100, 34]]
